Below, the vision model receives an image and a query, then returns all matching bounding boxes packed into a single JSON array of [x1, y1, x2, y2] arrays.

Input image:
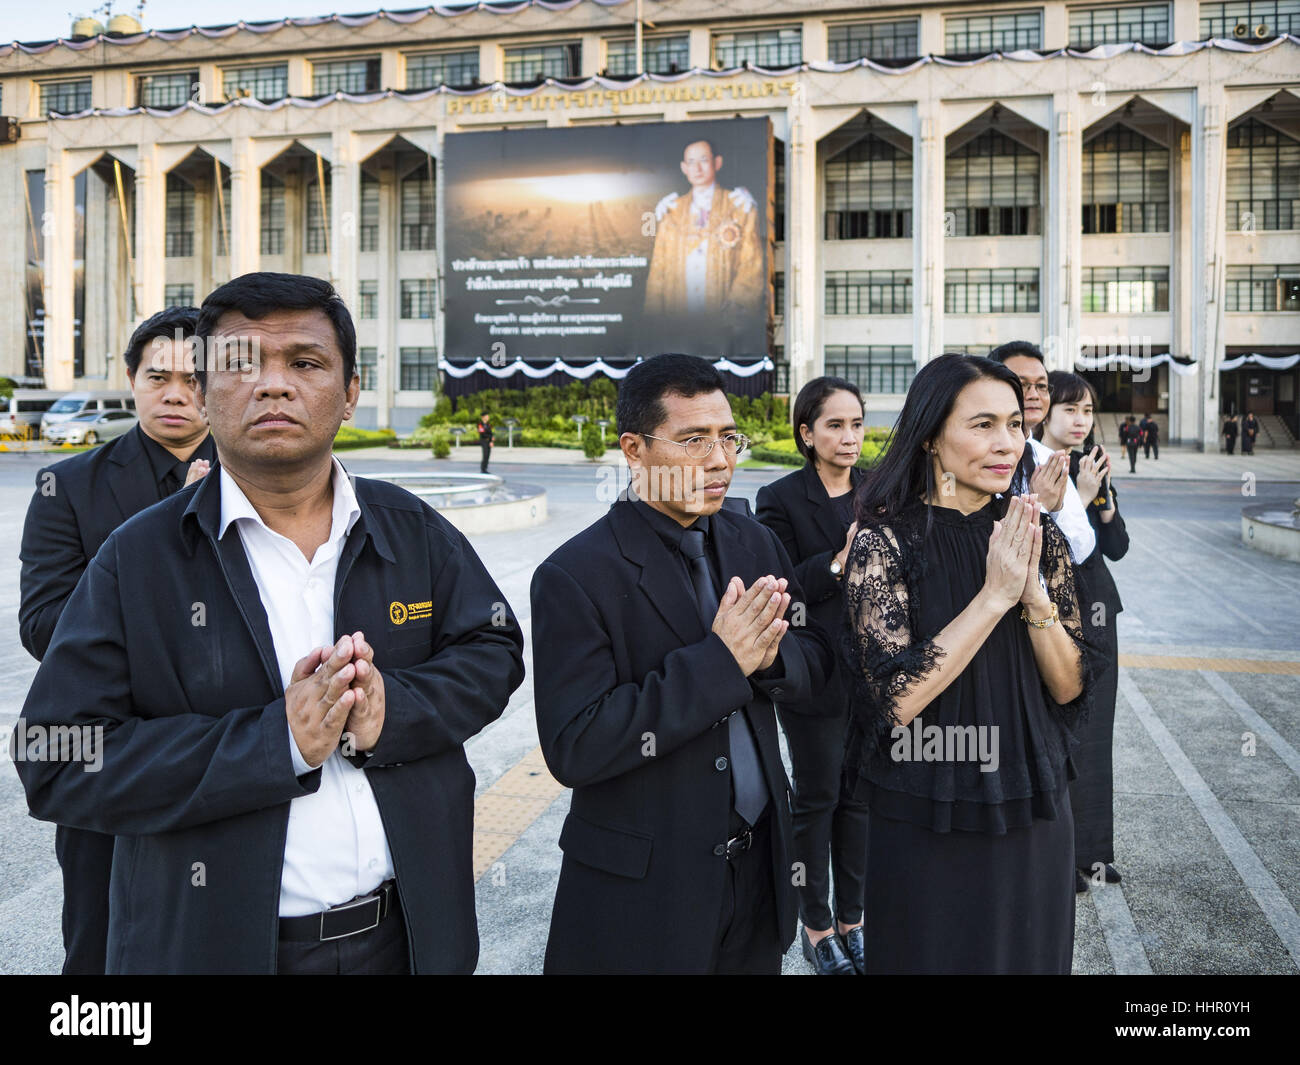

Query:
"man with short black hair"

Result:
[[532, 353, 833, 974], [14, 272, 525, 974], [19, 304, 214, 974], [988, 341, 1096, 563]]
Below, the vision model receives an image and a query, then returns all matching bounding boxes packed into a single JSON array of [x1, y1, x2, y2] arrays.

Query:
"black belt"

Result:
[[278, 880, 398, 943]]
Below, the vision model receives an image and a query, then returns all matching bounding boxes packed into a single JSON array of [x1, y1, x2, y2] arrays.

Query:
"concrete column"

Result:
[[376, 158, 397, 429], [479, 42, 502, 84], [688, 27, 712, 69], [194, 179, 213, 305], [1045, 93, 1083, 370], [134, 146, 166, 322], [42, 151, 75, 389], [229, 137, 261, 278], [1171, 127, 1195, 443], [785, 86, 819, 397], [1192, 83, 1227, 450], [914, 100, 944, 364], [331, 129, 359, 303]]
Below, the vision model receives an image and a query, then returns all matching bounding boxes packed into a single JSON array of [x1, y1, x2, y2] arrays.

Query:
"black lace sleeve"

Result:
[[840, 524, 946, 757], [1039, 514, 1095, 729]]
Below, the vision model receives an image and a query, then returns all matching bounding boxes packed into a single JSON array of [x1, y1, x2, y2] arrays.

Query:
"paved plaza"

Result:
[[1, 447, 1298, 975]]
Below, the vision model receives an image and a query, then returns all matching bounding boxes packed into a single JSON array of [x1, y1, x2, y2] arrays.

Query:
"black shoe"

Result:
[[801, 926, 854, 975], [1076, 869, 1090, 893], [1103, 863, 1122, 884], [838, 925, 866, 975]]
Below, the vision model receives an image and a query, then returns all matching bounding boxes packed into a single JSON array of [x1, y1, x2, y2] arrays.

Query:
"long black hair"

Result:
[[854, 353, 1029, 530], [1037, 370, 1099, 452]]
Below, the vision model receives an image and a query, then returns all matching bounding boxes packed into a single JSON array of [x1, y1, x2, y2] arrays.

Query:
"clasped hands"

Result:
[[983, 495, 1053, 619], [285, 632, 385, 769], [712, 575, 791, 677]]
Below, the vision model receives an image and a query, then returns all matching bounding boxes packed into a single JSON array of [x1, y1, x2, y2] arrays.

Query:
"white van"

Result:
[[40, 391, 136, 436], [0, 389, 61, 438]]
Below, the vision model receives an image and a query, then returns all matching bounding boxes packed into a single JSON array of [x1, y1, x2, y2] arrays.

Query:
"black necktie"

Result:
[[160, 463, 183, 498], [679, 526, 768, 826]]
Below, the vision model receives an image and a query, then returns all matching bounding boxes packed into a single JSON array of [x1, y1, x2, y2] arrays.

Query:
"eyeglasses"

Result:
[[1019, 381, 1049, 395], [640, 432, 750, 459]]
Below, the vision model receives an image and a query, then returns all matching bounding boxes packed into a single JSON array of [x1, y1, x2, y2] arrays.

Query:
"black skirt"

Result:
[[863, 776, 1076, 974]]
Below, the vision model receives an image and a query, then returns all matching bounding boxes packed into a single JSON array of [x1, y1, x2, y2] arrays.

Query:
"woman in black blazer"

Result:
[[756, 377, 867, 975], [1038, 372, 1130, 891]]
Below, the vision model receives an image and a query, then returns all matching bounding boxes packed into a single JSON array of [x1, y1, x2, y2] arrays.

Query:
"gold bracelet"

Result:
[[1020, 602, 1059, 629]]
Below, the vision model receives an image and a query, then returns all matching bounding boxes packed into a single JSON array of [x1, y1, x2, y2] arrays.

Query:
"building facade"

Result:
[[0, 0, 1297, 443]]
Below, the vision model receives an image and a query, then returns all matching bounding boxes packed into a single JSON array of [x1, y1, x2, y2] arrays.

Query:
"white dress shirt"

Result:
[[219, 458, 396, 917], [1025, 435, 1097, 564], [684, 182, 715, 312]]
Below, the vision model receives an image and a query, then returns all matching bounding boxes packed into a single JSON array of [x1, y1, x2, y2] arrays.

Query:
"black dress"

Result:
[[1066, 457, 1130, 871], [841, 499, 1094, 974]]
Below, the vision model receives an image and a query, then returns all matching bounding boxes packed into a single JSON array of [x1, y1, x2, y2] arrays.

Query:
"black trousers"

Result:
[[778, 704, 869, 929], [1225, 436, 1236, 454], [708, 813, 784, 974], [276, 897, 412, 974], [1126, 443, 1139, 472], [480, 442, 491, 472], [54, 824, 114, 975], [1143, 439, 1158, 459]]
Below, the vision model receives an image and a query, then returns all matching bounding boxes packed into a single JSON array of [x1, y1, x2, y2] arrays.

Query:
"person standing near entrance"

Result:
[[1120, 415, 1141, 473], [477, 410, 493, 473], [1138, 413, 1159, 460], [1223, 414, 1239, 454], [1242, 412, 1259, 455]]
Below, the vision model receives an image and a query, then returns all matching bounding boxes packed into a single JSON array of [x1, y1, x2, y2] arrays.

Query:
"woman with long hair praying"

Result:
[[842, 353, 1094, 974]]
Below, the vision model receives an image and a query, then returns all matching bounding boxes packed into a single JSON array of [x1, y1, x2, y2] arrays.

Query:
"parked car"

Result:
[[44, 409, 139, 445], [40, 391, 135, 436], [0, 389, 60, 438]]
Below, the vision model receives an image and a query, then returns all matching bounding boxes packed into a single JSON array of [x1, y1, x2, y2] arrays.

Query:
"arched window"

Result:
[[824, 132, 913, 239], [1226, 118, 1300, 232], [945, 129, 1040, 236], [1082, 124, 1170, 233]]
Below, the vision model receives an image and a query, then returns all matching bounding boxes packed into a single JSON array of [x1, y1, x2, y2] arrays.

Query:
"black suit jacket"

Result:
[[19, 424, 215, 661], [530, 498, 833, 973], [755, 462, 864, 717], [13, 470, 526, 973]]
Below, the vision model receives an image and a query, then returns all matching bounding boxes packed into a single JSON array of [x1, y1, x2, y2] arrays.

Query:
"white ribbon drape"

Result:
[[1218, 353, 1300, 371], [438, 356, 774, 380], [1074, 351, 1200, 376]]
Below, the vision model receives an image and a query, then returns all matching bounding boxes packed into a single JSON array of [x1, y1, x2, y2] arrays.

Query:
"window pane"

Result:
[[400, 279, 435, 319], [822, 345, 915, 392], [305, 175, 331, 255], [165, 176, 194, 258], [359, 280, 378, 320], [713, 27, 803, 67], [312, 58, 381, 95], [400, 347, 438, 391], [222, 64, 288, 102], [1225, 118, 1300, 232], [946, 129, 1040, 235], [358, 347, 378, 390], [1200, 1, 1300, 39], [163, 283, 194, 308], [504, 43, 580, 81], [139, 71, 198, 109], [945, 11, 1043, 52], [1069, 4, 1171, 47], [260, 174, 285, 255], [360, 172, 379, 252], [400, 168, 436, 250], [406, 50, 479, 90], [827, 19, 920, 61], [605, 34, 689, 75], [41, 79, 92, 115], [825, 132, 914, 238]]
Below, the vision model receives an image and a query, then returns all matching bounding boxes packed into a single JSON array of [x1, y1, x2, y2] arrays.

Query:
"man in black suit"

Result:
[[19, 305, 214, 975], [477, 410, 493, 473], [531, 354, 833, 974], [13, 272, 525, 973]]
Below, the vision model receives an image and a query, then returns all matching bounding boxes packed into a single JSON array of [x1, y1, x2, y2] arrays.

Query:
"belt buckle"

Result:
[[318, 890, 383, 942]]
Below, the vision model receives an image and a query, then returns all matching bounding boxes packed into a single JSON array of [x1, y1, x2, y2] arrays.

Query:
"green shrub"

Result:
[[581, 422, 605, 460], [333, 425, 396, 450], [431, 434, 451, 459]]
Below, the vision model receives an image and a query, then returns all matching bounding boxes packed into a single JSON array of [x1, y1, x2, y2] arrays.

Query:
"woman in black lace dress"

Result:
[[842, 353, 1093, 974]]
